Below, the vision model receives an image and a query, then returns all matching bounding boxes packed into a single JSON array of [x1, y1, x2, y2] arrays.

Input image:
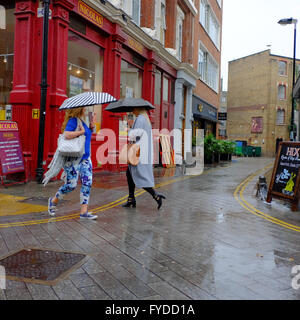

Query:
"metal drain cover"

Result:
[[0, 247, 88, 285]]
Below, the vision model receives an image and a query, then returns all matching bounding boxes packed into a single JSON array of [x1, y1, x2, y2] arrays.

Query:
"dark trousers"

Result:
[[126, 168, 156, 199]]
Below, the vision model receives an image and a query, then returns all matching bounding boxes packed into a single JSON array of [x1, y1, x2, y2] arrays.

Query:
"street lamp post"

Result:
[[278, 18, 298, 141], [36, 0, 50, 183]]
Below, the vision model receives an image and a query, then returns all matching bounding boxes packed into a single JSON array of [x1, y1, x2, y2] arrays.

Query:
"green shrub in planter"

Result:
[[204, 134, 215, 164]]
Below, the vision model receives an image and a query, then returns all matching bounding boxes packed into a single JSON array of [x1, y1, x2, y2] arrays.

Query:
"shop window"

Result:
[[67, 31, 104, 132], [278, 60, 287, 76], [154, 70, 161, 105], [0, 3, 14, 118], [278, 84, 286, 100], [276, 109, 285, 125], [120, 60, 143, 99]]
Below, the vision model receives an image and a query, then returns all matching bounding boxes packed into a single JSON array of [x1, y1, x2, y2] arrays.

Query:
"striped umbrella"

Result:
[[58, 92, 117, 110]]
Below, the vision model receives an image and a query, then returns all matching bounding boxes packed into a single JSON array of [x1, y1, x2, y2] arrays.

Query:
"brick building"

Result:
[[227, 50, 300, 157]]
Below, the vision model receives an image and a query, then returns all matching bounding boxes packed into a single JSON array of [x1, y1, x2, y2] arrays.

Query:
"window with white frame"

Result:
[[278, 84, 286, 100], [198, 47, 206, 80], [132, 0, 140, 26], [155, 0, 166, 44], [122, 0, 140, 26], [176, 5, 185, 61], [160, 1, 166, 45], [276, 109, 285, 125], [198, 43, 219, 92], [199, 0, 220, 49], [199, 0, 206, 27], [278, 60, 287, 76]]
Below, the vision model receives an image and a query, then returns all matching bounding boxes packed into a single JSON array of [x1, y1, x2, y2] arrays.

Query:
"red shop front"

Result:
[[5, 0, 177, 180]]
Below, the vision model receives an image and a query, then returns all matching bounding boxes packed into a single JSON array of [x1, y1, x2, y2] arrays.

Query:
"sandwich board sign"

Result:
[[267, 141, 300, 211], [0, 121, 26, 186]]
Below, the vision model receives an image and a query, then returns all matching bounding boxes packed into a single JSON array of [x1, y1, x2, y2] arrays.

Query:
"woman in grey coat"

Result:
[[122, 108, 166, 210]]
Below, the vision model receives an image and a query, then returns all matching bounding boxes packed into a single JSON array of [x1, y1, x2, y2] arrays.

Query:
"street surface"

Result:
[[1, 157, 300, 300]]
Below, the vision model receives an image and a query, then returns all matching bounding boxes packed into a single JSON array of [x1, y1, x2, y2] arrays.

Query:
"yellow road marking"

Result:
[[0, 194, 47, 216], [0, 165, 222, 228], [234, 164, 300, 233]]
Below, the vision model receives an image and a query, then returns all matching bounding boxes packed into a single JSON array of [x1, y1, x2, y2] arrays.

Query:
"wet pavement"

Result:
[[1, 157, 300, 300]]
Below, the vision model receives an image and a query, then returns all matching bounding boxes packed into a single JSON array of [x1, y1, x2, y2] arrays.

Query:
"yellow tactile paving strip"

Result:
[[0, 193, 47, 216]]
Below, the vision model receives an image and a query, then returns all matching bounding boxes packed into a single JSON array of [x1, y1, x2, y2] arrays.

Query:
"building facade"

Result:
[[191, 0, 222, 143], [227, 50, 300, 156], [0, 0, 222, 180]]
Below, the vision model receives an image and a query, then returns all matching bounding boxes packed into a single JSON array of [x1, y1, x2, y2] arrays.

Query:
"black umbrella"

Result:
[[105, 98, 155, 113]]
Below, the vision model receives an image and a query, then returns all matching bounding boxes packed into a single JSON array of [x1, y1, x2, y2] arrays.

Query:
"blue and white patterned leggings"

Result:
[[55, 158, 93, 205]]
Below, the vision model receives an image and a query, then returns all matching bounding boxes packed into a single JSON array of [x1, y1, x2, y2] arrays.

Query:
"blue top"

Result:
[[65, 117, 92, 160]]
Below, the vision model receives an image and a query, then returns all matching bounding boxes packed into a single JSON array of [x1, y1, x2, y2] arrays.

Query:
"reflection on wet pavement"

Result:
[[1, 158, 300, 300]]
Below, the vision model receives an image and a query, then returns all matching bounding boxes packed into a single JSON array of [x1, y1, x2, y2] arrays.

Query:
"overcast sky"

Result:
[[221, 0, 300, 91]]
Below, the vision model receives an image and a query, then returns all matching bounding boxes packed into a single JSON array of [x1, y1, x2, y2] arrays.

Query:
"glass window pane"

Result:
[[163, 77, 169, 101], [0, 3, 15, 118], [276, 109, 285, 125], [67, 31, 104, 132], [278, 61, 287, 76], [120, 60, 143, 99], [199, 0, 206, 26], [278, 85, 286, 100], [154, 70, 161, 105]]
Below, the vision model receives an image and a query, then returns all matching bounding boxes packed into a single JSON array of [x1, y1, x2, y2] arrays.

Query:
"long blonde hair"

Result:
[[61, 107, 84, 133], [137, 108, 151, 126]]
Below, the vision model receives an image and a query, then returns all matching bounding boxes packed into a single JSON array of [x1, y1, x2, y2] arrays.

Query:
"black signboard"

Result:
[[218, 112, 227, 121], [267, 142, 300, 211]]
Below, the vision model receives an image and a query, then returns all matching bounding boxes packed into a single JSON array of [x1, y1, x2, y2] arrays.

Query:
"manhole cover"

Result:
[[0, 247, 89, 285]]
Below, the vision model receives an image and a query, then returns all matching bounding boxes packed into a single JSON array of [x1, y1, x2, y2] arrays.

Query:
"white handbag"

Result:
[[57, 118, 86, 158]]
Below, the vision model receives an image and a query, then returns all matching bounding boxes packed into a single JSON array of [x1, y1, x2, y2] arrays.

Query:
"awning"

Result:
[[192, 95, 218, 123]]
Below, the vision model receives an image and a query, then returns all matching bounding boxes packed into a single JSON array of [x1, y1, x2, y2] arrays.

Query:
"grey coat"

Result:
[[128, 115, 155, 188]]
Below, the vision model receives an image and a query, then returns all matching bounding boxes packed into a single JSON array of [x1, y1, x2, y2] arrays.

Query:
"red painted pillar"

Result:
[[10, 0, 37, 180], [143, 53, 157, 128], [45, 0, 74, 161], [102, 29, 125, 171]]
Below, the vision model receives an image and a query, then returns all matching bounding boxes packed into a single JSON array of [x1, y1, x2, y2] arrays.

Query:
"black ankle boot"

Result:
[[122, 197, 136, 208], [153, 193, 166, 210]]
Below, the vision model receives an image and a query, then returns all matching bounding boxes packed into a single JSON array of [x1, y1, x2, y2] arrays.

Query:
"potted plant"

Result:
[[204, 134, 214, 164], [222, 140, 236, 161], [212, 138, 222, 163], [219, 140, 229, 161]]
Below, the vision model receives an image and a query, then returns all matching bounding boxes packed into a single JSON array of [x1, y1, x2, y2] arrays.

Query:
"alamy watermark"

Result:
[[0, 265, 5, 290], [291, 265, 300, 290], [95, 128, 204, 176]]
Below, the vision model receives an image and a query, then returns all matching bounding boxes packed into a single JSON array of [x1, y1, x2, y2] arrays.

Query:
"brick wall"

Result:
[[141, 0, 155, 29]]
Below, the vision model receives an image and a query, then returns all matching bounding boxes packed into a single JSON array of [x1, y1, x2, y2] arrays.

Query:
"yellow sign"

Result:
[[0, 110, 5, 120], [128, 37, 144, 55], [32, 109, 40, 119], [0, 122, 18, 131], [198, 104, 203, 113], [78, 0, 103, 28]]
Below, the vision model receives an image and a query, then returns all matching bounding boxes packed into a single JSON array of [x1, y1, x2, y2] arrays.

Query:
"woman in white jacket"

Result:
[[122, 108, 166, 210]]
